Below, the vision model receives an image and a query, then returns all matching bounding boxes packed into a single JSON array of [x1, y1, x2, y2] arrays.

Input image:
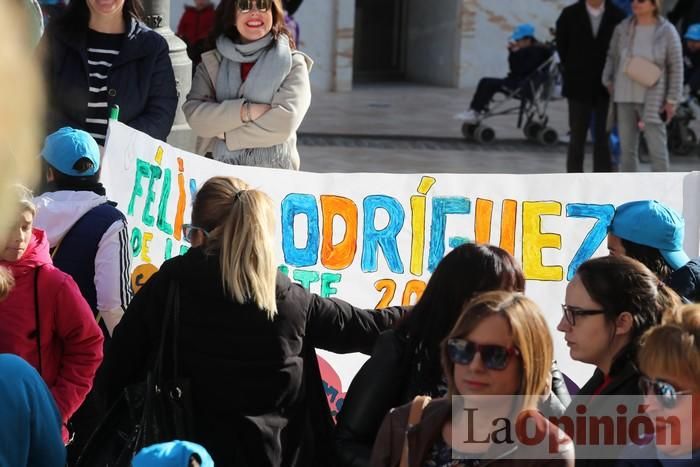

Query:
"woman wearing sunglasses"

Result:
[[184, 0, 311, 170], [97, 176, 403, 466], [602, 0, 683, 172], [616, 304, 700, 465], [558, 256, 680, 466], [370, 291, 574, 467]]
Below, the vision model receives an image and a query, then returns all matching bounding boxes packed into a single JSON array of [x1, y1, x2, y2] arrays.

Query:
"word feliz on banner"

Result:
[[102, 122, 700, 390]]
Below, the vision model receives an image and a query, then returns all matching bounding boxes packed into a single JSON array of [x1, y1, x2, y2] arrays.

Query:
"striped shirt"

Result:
[[85, 29, 124, 145]]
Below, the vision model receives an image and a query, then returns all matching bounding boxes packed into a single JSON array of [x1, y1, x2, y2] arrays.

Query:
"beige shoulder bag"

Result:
[[623, 21, 662, 88]]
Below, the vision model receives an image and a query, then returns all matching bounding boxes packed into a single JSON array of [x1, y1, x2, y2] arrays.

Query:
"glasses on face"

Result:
[[561, 304, 605, 327], [236, 0, 271, 13], [639, 376, 693, 409], [447, 339, 520, 371], [182, 224, 209, 243]]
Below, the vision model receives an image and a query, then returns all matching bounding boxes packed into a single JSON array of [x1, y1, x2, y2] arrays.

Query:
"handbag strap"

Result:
[[33, 267, 42, 377], [153, 280, 180, 385], [399, 395, 432, 467]]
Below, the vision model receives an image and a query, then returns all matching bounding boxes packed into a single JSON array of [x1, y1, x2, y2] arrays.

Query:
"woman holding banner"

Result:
[[97, 176, 402, 466], [183, 0, 312, 170], [369, 291, 574, 466], [40, 0, 178, 145]]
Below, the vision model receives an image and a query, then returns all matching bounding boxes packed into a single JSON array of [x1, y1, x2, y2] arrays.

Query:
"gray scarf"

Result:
[[214, 34, 294, 168]]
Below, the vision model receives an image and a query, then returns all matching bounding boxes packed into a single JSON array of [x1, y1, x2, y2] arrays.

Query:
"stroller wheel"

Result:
[[523, 122, 542, 141], [461, 123, 478, 140], [537, 127, 559, 146], [669, 127, 697, 156], [474, 125, 496, 144]]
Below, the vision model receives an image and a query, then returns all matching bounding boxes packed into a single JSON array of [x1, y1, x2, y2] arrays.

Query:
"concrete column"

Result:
[[142, 0, 195, 151], [333, 0, 354, 92]]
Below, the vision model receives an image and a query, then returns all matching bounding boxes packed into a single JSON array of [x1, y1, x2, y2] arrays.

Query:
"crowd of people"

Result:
[[1, 0, 700, 466]]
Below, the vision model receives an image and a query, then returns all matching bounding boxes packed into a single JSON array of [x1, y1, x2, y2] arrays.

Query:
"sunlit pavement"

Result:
[[298, 84, 700, 174]]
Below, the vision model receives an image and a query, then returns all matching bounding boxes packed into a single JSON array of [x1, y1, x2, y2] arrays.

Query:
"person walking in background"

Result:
[[602, 0, 683, 172], [612, 0, 633, 16], [177, 0, 216, 68], [40, 0, 178, 145], [556, 0, 626, 172], [0, 354, 66, 467], [0, 186, 103, 443], [183, 0, 312, 169], [97, 176, 403, 465]]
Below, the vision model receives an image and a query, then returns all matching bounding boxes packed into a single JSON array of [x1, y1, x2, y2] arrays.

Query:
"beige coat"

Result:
[[182, 47, 312, 170]]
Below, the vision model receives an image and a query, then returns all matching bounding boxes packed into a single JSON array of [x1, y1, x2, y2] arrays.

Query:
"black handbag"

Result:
[[76, 280, 194, 466]]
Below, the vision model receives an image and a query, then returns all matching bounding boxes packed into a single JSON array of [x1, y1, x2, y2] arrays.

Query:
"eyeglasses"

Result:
[[182, 224, 209, 243], [639, 376, 693, 409], [632, 0, 653, 4], [561, 304, 606, 327], [447, 339, 520, 371], [236, 0, 271, 13]]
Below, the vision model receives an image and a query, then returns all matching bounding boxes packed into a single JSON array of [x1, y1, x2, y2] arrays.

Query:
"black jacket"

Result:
[[669, 258, 700, 303], [334, 329, 571, 467], [669, 0, 700, 36], [96, 247, 403, 467], [41, 18, 177, 141], [506, 43, 553, 84], [556, 0, 626, 100], [565, 346, 642, 467]]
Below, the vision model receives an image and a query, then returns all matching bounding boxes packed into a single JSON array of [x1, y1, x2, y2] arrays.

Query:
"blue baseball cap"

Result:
[[685, 23, 700, 41], [132, 441, 214, 467], [41, 127, 100, 177], [511, 23, 536, 42], [610, 200, 690, 271]]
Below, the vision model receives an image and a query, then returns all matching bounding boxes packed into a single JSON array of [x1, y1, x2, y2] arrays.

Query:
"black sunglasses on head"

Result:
[[447, 339, 520, 371], [236, 0, 272, 13], [639, 376, 693, 409]]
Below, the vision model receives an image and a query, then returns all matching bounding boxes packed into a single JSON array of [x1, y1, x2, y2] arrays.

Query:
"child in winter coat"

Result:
[[0, 186, 103, 442]]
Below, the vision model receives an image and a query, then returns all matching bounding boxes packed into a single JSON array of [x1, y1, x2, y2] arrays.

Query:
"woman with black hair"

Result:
[[334, 243, 570, 467], [558, 255, 681, 467], [40, 0, 178, 144]]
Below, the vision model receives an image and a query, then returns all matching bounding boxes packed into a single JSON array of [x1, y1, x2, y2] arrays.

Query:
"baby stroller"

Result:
[[667, 96, 699, 156], [461, 42, 562, 146]]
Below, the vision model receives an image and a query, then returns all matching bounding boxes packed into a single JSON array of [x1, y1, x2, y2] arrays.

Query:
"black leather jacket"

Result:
[[334, 330, 571, 467]]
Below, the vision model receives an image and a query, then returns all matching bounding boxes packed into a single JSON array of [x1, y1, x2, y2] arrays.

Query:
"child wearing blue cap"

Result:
[[33, 126, 132, 463], [455, 23, 551, 122], [133, 441, 214, 467], [683, 23, 700, 96], [607, 200, 699, 302]]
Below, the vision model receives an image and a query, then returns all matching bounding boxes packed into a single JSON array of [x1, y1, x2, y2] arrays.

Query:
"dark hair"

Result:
[[53, 0, 144, 34], [41, 159, 99, 191], [576, 256, 680, 346], [619, 238, 674, 283], [206, 0, 295, 51], [397, 243, 525, 392]]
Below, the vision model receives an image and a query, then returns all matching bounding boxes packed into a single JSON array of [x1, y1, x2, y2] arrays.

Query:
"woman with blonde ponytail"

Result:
[[99, 176, 403, 466]]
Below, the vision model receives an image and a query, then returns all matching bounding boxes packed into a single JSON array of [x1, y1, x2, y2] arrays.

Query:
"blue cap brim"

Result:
[[661, 249, 691, 271]]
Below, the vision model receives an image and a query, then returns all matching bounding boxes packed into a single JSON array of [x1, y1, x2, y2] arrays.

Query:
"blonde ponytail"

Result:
[[192, 177, 278, 319]]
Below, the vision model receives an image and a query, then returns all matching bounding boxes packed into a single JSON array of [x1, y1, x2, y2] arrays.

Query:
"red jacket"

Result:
[[177, 4, 215, 46], [0, 229, 103, 440]]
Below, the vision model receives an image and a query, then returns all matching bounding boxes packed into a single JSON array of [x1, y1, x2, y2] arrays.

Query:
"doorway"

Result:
[[353, 0, 407, 82]]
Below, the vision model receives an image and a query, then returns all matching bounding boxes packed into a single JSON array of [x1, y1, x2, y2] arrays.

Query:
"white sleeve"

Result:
[[95, 219, 132, 336]]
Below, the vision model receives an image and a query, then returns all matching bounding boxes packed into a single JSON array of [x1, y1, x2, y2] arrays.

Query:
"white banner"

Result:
[[102, 122, 700, 416]]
